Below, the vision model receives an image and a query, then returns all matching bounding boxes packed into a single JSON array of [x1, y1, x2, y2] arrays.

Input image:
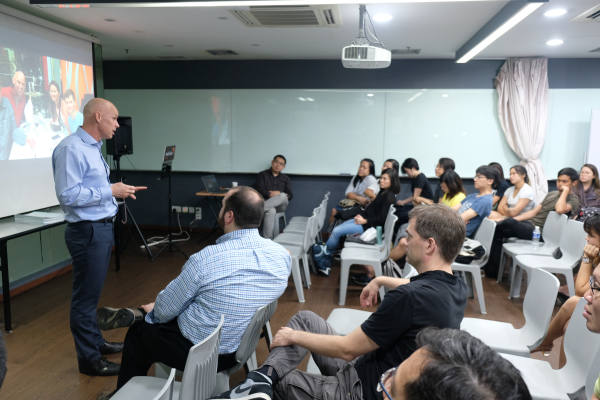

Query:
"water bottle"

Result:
[[376, 226, 383, 245], [532, 226, 541, 250]]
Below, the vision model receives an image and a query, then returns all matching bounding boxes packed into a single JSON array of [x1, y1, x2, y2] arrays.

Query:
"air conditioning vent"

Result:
[[591, 47, 600, 53], [157, 56, 187, 60], [227, 5, 342, 28], [391, 48, 421, 55], [206, 50, 239, 56], [571, 4, 600, 23]]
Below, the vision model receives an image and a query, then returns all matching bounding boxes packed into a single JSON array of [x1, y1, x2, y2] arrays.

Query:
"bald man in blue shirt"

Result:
[[52, 98, 146, 376]]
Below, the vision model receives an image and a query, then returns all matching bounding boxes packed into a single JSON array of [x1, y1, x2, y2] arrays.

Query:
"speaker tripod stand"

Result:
[[151, 162, 189, 261], [113, 155, 154, 271]]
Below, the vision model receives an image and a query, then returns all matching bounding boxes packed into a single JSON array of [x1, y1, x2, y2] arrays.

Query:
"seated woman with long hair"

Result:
[[489, 165, 535, 221], [573, 164, 600, 220], [439, 170, 467, 208], [529, 213, 600, 367], [317, 168, 401, 276]]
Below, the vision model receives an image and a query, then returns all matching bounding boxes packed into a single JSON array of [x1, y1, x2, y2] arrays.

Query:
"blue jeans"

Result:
[[325, 219, 364, 251]]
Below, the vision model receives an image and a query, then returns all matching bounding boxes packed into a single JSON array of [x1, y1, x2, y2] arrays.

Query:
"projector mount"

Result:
[[353, 4, 386, 50]]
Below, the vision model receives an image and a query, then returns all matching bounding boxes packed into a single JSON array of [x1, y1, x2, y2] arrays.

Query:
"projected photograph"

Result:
[[0, 46, 94, 160]]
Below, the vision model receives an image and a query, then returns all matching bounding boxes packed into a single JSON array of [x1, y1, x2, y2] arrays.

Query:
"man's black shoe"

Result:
[[99, 341, 124, 355], [79, 357, 121, 376], [210, 371, 273, 400], [97, 307, 143, 331]]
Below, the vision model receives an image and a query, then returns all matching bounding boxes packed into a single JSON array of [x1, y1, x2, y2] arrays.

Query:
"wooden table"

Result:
[[195, 189, 229, 243], [0, 206, 66, 332]]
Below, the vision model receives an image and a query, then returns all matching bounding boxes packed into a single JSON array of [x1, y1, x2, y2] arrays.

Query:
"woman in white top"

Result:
[[329, 158, 377, 225], [488, 165, 535, 221]]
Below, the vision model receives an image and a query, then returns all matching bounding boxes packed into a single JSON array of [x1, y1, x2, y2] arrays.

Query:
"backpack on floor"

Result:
[[312, 243, 332, 270]]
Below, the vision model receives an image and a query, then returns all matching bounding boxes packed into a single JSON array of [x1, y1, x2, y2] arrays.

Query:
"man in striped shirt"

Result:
[[96, 186, 292, 400]]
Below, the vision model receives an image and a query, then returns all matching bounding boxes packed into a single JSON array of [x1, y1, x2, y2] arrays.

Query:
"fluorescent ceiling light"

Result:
[[367, 93, 374, 97], [546, 39, 563, 46], [407, 92, 423, 103], [43, 0, 505, 8], [544, 9, 566, 17], [306, 97, 315, 101], [298, 97, 306, 101], [456, 2, 544, 64], [442, 94, 449, 97], [373, 13, 392, 22]]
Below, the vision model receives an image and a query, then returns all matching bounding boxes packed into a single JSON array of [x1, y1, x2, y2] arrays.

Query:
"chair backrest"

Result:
[[381, 207, 398, 260], [541, 211, 568, 249], [519, 269, 560, 348], [402, 263, 418, 279], [319, 196, 329, 231], [226, 300, 277, 375], [559, 298, 600, 396], [154, 368, 176, 400], [473, 218, 496, 265], [178, 315, 224, 400], [559, 219, 587, 265], [586, 346, 600, 399], [303, 213, 319, 253]]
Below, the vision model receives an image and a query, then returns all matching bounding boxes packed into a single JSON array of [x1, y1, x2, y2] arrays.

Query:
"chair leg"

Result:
[[214, 372, 231, 395], [291, 257, 305, 303], [263, 322, 273, 350], [565, 273, 575, 297], [509, 266, 523, 299], [497, 250, 507, 283], [463, 272, 474, 298], [301, 253, 311, 288], [471, 271, 487, 314], [339, 260, 351, 306]]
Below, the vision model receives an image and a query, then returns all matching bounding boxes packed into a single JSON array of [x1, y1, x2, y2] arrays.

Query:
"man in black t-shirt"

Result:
[[395, 158, 434, 227], [210, 204, 468, 400], [255, 155, 293, 238]]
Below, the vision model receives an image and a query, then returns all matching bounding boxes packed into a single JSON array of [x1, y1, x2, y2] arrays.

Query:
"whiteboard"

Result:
[[589, 108, 600, 168], [104, 89, 599, 177]]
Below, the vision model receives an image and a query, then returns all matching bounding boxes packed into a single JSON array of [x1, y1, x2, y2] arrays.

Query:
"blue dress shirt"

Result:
[[146, 229, 292, 353], [52, 127, 118, 223]]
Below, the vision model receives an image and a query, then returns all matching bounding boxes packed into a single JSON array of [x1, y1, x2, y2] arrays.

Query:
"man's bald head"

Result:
[[82, 98, 116, 122], [222, 186, 265, 229], [12, 71, 25, 97]]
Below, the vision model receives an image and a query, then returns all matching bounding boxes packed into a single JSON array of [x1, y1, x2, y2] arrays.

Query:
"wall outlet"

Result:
[[189, 206, 195, 214], [182, 206, 189, 213], [172, 206, 181, 213], [195, 208, 202, 220]]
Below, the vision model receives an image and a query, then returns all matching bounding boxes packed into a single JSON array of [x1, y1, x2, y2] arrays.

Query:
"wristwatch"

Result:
[[583, 255, 591, 264]]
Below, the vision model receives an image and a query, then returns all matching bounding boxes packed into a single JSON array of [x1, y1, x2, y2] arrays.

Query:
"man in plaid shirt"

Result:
[[96, 186, 292, 400]]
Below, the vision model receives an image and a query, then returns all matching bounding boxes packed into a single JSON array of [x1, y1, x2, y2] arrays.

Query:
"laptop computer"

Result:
[[202, 175, 228, 194]]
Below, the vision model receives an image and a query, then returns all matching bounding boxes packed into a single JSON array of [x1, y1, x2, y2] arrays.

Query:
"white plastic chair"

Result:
[[288, 192, 329, 225], [343, 204, 395, 252], [501, 298, 600, 400], [509, 219, 586, 299], [115, 315, 224, 400], [497, 212, 568, 283], [339, 206, 397, 305], [284, 205, 321, 235], [451, 218, 496, 314], [274, 214, 318, 302], [403, 263, 418, 279], [461, 269, 559, 356], [273, 212, 287, 238], [585, 346, 600, 400]]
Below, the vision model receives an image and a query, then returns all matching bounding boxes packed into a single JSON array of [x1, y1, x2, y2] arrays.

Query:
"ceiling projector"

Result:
[[342, 44, 391, 69], [342, 5, 391, 69]]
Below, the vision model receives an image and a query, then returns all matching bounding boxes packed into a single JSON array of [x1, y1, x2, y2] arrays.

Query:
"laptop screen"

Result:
[[202, 175, 220, 193]]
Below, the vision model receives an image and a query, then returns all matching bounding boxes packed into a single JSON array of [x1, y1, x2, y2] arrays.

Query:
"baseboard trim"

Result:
[[0, 261, 73, 303]]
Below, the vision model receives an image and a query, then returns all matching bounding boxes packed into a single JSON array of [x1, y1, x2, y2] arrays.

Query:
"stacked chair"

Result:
[[112, 315, 224, 400]]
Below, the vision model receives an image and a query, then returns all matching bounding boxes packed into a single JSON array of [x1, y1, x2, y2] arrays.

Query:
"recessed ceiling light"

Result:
[[373, 13, 392, 22], [217, 17, 229, 20], [544, 9, 566, 17], [367, 94, 374, 97], [547, 39, 564, 46], [104, 18, 116, 22]]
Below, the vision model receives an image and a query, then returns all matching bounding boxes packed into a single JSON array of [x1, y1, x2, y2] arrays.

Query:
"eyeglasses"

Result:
[[590, 277, 600, 296], [377, 367, 396, 400]]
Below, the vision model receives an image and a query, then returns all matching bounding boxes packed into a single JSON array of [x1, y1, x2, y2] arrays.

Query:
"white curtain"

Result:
[[494, 57, 549, 203]]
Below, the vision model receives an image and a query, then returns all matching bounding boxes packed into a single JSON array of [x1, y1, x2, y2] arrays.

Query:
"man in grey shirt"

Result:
[[255, 155, 293, 238]]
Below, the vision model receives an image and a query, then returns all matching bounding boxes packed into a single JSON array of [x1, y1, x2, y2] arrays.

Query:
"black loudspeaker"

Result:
[[106, 117, 133, 156]]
